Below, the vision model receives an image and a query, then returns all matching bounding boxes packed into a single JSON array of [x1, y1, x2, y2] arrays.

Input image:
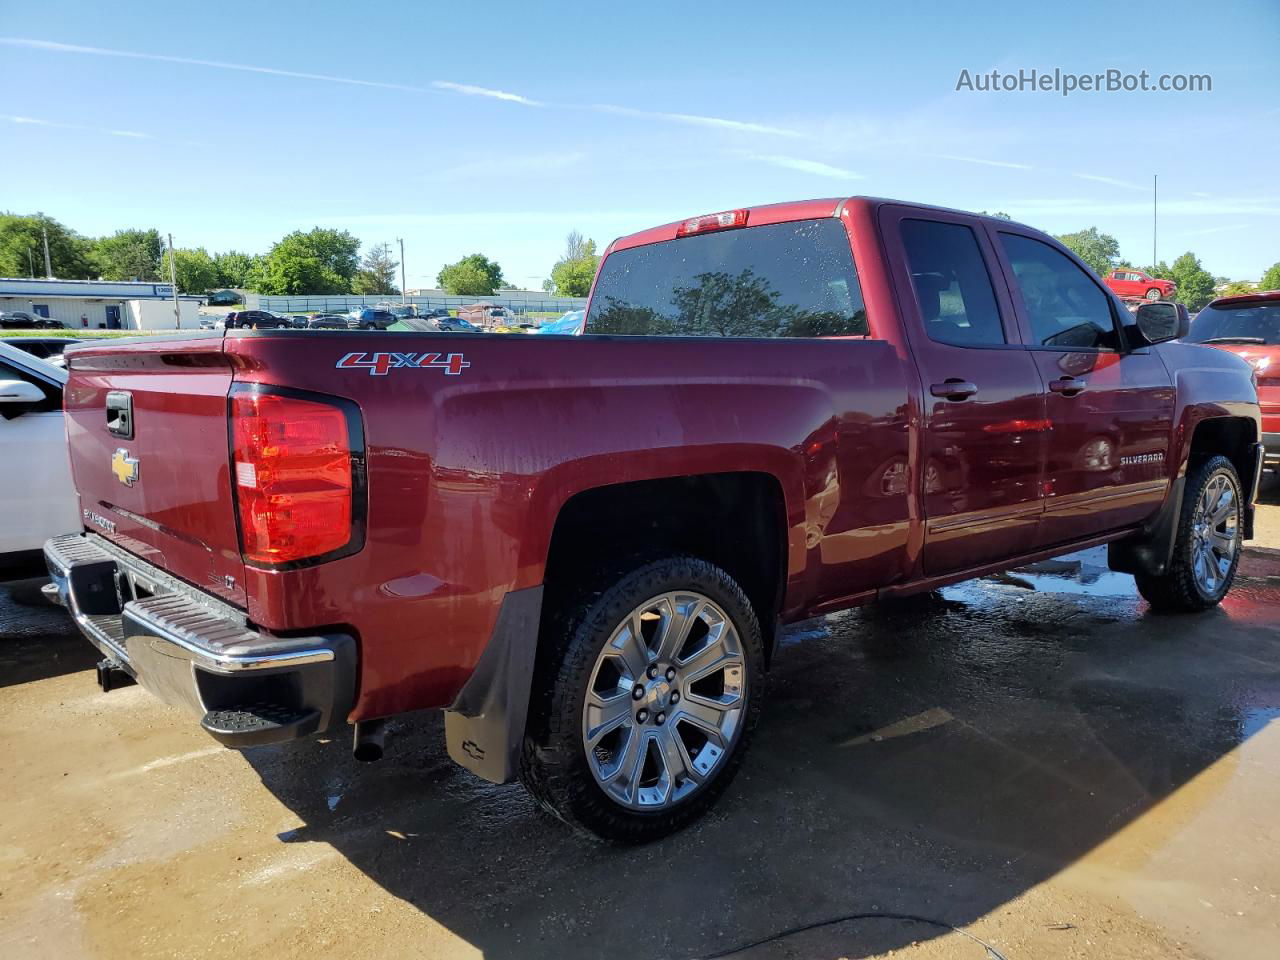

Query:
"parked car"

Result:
[[1103, 268, 1176, 301], [0, 342, 79, 579], [1, 336, 83, 361], [224, 310, 291, 329], [44, 198, 1261, 842], [347, 308, 397, 330], [1183, 289, 1280, 465], [198, 317, 218, 330], [536, 310, 586, 335], [1, 311, 64, 329], [289, 316, 312, 328], [435, 315, 478, 333], [421, 308, 452, 320], [206, 290, 243, 306], [307, 314, 350, 329]]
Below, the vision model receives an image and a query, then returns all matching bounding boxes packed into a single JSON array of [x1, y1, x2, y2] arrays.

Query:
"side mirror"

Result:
[[1130, 300, 1189, 346], [0, 379, 46, 404]]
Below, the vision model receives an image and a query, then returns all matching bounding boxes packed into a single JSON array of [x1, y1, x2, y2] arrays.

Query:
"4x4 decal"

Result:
[[336, 351, 470, 377]]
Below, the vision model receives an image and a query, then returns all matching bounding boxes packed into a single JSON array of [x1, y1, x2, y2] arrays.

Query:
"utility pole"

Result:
[[27, 247, 34, 278], [42, 226, 53, 278], [1152, 174, 1158, 270], [398, 237, 407, 304], [168, 233, 182, 329]]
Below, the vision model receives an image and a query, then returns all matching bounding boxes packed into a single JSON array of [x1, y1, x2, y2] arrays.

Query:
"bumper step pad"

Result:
[[201, 704, 321, 748]]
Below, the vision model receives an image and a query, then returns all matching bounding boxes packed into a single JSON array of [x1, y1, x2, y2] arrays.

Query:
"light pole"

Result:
[[168, 233, 182, 329], [398, 237, 407, 304], [1152, 174, 1158, 270]]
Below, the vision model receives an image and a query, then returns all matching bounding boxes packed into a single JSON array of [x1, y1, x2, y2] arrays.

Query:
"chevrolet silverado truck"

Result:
[[46, 198, 1261, 842]]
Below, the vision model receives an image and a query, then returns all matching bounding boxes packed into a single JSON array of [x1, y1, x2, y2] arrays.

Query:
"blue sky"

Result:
[[4, 0, 1278, 287]]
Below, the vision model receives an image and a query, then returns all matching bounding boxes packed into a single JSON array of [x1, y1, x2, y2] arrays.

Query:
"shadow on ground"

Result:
[[237, 547, 1280, 959], [0, 578, 99, 689]]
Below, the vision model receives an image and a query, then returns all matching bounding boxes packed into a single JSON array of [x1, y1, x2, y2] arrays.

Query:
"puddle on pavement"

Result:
[[945, 545, 1138, 600]]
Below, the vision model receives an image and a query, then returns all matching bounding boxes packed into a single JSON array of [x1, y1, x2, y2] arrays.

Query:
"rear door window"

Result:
[[586, 218, 867, 337]]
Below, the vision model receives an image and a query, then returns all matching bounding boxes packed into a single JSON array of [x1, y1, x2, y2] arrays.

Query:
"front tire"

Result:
[[1145, 287, 1163, 300], [1135, 455, 1243, 612], [521, 556, 764, 843]]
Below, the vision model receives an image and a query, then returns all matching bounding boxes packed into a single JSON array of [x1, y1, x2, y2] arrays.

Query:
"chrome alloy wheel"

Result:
[[1190, 472, 1240, 596], [581, 591, 747, 811]]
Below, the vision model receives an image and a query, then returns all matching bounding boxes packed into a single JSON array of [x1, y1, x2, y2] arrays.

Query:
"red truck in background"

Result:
[[1103, 267, 1177, 301], [1184, 289, 1280, 466], [47, 198, 1261, 842]]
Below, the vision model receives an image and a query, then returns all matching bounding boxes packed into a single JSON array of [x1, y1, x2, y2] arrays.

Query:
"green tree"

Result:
[[352, 242, 400, 295], [548, 231, 600, 297], [1260, 262, 1280, 292], [980, 210, 1013, 220], [1167, 251, 1216, 310], [1056, 227, 1121, 276], [213, 250, 257, 289], [437, 253, 505, 295], [92, 228, 164, 280], [255, 228, 361, 295], [0, 213, 96, 278], [1219, 281, 1256, 297], [161, 247, 219, 293]]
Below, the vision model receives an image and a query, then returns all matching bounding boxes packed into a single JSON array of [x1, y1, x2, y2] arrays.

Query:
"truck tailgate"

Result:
[[63, 336, 246, 607]]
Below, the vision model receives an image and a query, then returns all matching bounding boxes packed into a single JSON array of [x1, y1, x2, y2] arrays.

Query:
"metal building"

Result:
[[0, 278, 201, 329]]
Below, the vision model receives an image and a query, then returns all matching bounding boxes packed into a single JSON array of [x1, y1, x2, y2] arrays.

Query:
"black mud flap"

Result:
[[1109, 475, 1185, 577], [443, 585, 543, 784]]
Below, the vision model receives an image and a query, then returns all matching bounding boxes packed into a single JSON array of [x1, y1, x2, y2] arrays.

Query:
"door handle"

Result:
[[1049, 377, 1086, 396], [930, 379, 978, 401]]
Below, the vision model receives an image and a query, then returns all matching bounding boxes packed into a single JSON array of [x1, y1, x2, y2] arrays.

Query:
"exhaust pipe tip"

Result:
[[353, 719, 387, 763]]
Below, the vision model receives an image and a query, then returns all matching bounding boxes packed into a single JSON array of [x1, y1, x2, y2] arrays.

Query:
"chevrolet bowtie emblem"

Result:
[[111, 448, 140, 486]]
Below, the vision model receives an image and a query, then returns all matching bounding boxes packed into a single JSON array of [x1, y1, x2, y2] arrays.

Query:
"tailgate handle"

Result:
[[106, 391, 134, 439]]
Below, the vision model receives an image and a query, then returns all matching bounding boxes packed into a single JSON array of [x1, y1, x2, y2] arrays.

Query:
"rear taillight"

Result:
[[230, 388, 364, 567]]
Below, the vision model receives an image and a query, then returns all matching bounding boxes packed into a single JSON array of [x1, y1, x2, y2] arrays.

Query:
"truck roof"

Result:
[[607, 196, 1034, 254]]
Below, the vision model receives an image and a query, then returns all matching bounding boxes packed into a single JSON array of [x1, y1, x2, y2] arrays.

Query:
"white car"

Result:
[[0, 342, 79, 579]]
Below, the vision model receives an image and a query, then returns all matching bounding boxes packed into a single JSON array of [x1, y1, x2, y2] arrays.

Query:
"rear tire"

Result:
[[521, 556, 765, 843], [1135, 455, 1243, 612]]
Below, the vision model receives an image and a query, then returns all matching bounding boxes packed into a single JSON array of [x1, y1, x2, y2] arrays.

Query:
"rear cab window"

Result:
[[586, 218, 867, 338]]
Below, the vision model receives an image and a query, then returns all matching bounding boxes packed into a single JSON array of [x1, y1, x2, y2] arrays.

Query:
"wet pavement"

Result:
[[2, 522, 1280, 959]]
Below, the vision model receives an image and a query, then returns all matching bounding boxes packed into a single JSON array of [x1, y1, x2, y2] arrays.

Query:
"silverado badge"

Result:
[[111, 448, 140, 487]]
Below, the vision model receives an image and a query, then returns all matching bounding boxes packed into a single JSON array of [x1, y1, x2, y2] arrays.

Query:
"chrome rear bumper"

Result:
[[44, 533, 356, 747]]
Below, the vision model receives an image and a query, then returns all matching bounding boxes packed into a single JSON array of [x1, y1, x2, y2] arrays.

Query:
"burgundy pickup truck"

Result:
[[47, 198, 1261, 842]]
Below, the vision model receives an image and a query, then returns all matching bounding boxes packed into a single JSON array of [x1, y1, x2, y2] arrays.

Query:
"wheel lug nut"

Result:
[[632, 684, 645, 700], [647, 664, 659, 679], [670, 692, 679, 704], [636, 709, 649, 723], [655, 712, 666, 725], [665, 667, 676, 681]]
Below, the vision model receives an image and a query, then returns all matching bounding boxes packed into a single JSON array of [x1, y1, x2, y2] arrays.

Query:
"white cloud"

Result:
[[425, 152, 585, 182], [1171, 223, 1251, 237], [591, 104, 804, 138], [4, 113, 158, 141], [2, 37, 803, 138], [1072, 172, 1149, 191], [936, 154, 1032, 170], [431, 81, 541, 107], [750, 154, 863, 179]]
